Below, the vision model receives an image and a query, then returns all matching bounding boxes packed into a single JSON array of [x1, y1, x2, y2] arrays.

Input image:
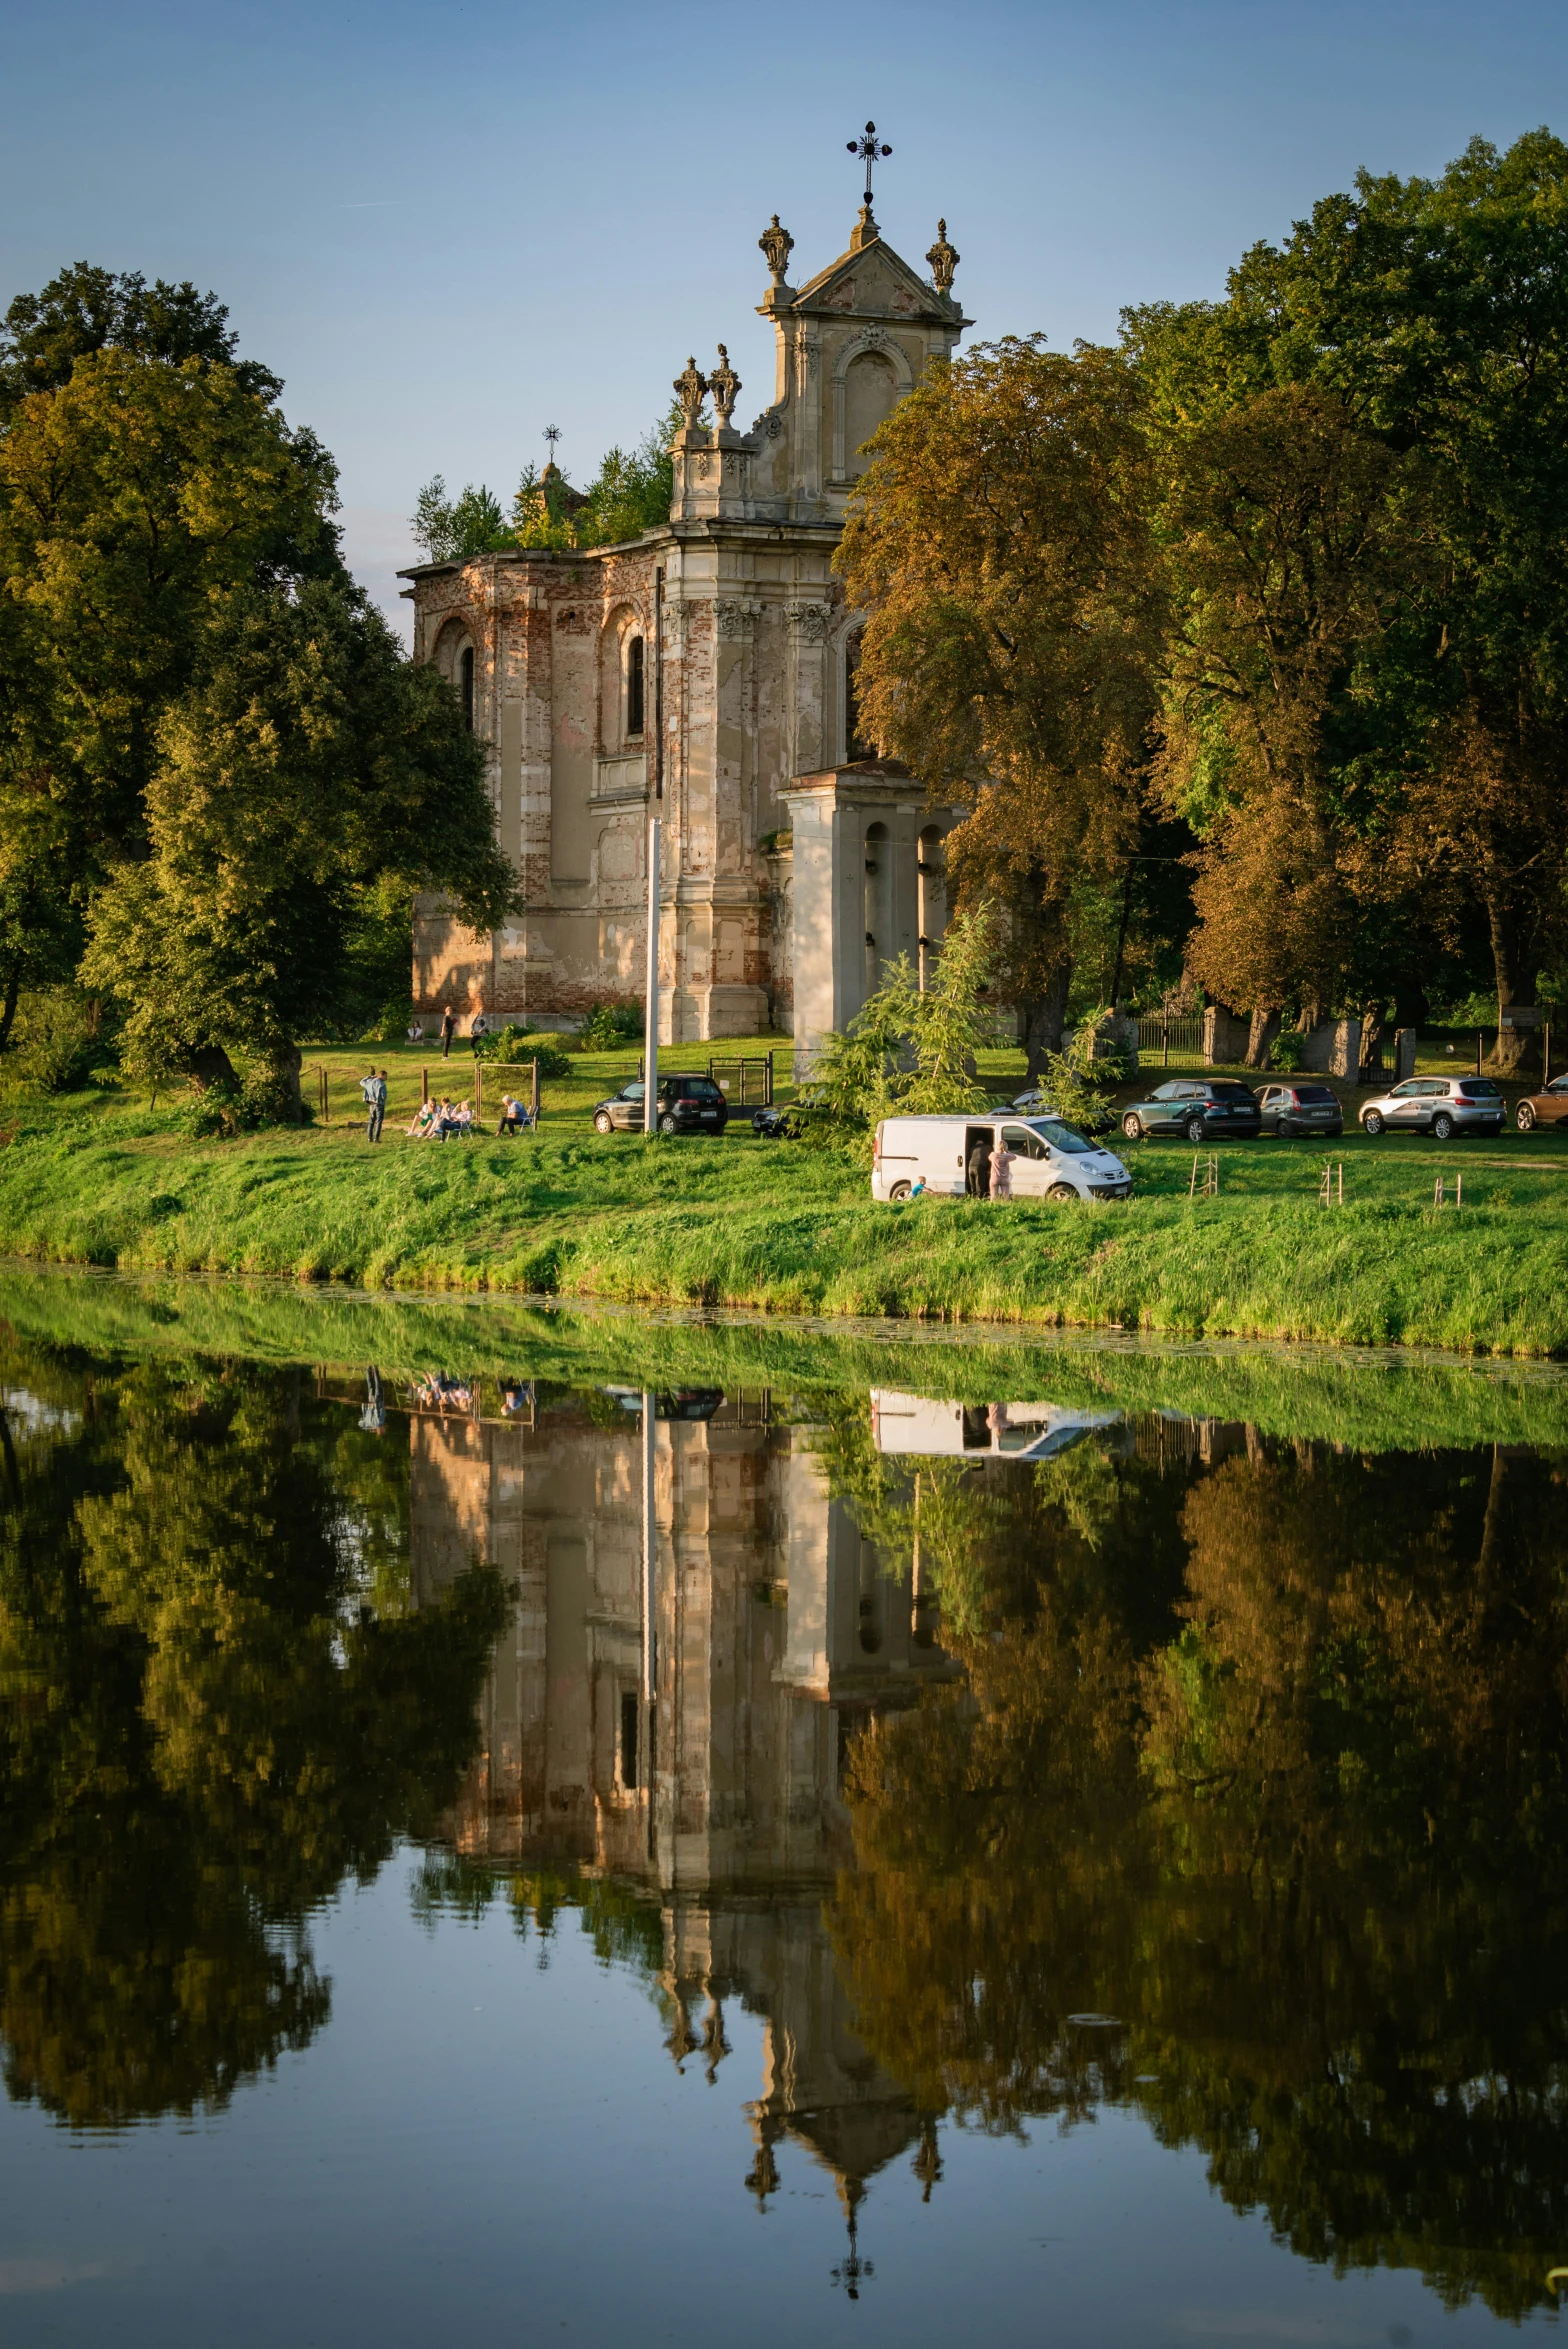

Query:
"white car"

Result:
[[872, 1113, 1133, 1202]]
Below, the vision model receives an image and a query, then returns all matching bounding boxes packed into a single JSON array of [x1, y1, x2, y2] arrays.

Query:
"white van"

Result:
[[871, 1113, 1133, 1203]]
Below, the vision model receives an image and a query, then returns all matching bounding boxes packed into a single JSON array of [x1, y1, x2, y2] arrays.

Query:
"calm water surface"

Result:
[[1, 1302, 1565, 2344]]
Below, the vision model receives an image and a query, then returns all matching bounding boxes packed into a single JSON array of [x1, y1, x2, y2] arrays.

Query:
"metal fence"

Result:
[[568, 1050, 776, 1106], [1136, 1014, 1206, 1070]]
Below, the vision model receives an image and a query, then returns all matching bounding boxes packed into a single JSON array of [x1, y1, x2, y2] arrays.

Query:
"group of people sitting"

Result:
[[403, 1092, 535, 1142], [409, 1370, 536, 1418]]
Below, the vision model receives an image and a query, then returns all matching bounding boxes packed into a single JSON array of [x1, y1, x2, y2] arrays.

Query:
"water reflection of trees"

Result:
[[830, 1431, 1568, 2319], [0, 1346, 507, 2128]]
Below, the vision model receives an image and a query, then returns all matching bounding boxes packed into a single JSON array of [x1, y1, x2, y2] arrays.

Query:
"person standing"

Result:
[[988, 1135, 1014, 1201], [359, 1067, 379, 1142], [370, 1069, 388, 1144], [967, 1134, 991, 1198], [440, 1004, 456, 1059], [471, 1004, 488, 1050]]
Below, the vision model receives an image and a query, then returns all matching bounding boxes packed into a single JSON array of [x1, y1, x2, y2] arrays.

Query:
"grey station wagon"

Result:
[[1256, 1082, 1344, 1138]]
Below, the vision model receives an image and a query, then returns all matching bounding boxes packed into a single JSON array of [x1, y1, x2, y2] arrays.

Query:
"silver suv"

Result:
[[1359, 1076, 1505, 1139]]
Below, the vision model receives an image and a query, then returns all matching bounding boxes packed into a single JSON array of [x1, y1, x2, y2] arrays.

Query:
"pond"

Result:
[[1, 1272, 1565, 2345]]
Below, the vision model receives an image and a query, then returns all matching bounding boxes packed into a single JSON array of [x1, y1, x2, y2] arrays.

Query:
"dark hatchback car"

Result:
[[1119, 1079, 1262, 1143], [1256, 1081, 1344, 1138], [592, 1074, 729, 1136]]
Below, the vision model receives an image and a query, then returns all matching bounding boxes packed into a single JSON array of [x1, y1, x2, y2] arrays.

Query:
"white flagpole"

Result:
[[643, 815, 660, 1135]]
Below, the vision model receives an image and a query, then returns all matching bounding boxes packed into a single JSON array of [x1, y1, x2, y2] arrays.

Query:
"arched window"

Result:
[[844, 626, 873, 762], [460, 645, 475, 733], [626, 636, 645, 738]]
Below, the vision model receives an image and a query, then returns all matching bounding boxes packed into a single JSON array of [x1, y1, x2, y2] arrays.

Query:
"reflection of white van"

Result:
[[871, 1114, 1132, 1203], [871, 1390, 1124, 1460]]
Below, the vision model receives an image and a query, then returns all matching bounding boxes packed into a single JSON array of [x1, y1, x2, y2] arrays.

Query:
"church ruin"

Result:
[[400, 170, 971, 1060]]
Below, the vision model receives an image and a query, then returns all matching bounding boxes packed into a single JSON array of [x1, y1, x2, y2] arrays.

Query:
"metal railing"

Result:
[[1136, 1014, 1205, 1069]]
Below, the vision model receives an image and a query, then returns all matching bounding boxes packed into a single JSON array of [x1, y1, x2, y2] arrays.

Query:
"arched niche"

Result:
[[863, 820, 892, 991], [831, 330, 915, 484], [432, 616, 477, 732], [599, 605, 646, 752], [918, 825, 948, 986]]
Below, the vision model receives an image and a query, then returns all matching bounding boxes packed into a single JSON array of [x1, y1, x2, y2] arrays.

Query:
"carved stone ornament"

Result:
[[758, 214, 795, 282], [858, 323, 889, 350], [709, 343, 741, 425], [714, 600, 758, 639], [674, 355, 709, 423], [695, 452, 712, 480], [786, 600, 832, 643], [927, 219, 960, 293]]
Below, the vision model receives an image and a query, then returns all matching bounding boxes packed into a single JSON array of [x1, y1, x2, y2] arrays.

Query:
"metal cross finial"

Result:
[[847, 119, 892, 205], [543, 424, 561, 464]]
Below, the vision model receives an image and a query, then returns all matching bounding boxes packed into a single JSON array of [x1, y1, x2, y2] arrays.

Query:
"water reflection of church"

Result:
[[407, 1386, 955, 2225]]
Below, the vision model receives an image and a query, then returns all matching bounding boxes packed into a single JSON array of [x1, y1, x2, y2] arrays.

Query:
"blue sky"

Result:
[[4, 0, 1565, 635]]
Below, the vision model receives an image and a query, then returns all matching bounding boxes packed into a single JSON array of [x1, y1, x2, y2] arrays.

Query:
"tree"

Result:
[[0, 345, 338, 862], [0, 261, 282, 419], [837, 339, 1165, 1074], [1147, 384, 1419, 1037], [1129, 131, 1568, 1066], [410, 476, 516, 562], [0, 784, 79, 1051], [799, 902, 997, 1152], [79, 579, 517, 1102]]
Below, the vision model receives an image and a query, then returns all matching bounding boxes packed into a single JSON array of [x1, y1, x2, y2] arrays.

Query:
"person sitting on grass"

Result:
[[406, 1099, 438, 1140], [435, 1097, 461, 1139]]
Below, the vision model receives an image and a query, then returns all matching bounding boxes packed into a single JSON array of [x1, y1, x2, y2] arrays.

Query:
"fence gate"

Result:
[[1137, 1014, 1205, 1070]]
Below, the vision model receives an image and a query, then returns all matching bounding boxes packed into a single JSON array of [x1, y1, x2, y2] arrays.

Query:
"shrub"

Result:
[[176, 1068, 308, 1138], [1268, 1029, 1306, 1072], [477, 1025, 574, 1079], [5, 991, 112, 1094], [578, 1001, 643, 1051]]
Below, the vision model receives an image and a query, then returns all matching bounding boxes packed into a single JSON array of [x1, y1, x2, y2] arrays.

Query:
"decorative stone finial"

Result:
[[709, 344, 741, 426], [673, 356, 709, 424], [927, 220, 959, 293], [758, 214, 795, 284], [849, 203, 880, 253]]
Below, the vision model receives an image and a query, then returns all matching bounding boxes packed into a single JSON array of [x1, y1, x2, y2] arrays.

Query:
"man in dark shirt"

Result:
[[439, 1005, 456, 1059], [967, 1135, 990, 1197]]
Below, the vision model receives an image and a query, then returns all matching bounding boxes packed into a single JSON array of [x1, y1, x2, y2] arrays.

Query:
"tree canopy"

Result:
[[0, 264, 515, 1097]]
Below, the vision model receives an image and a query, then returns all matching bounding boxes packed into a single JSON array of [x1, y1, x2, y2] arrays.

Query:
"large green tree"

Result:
[[79, 577, 515, 1097], [0, 268, 515, 1093], [1129, 130, 1568, 1063]]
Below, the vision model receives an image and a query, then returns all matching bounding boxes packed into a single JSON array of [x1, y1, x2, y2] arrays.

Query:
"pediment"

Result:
[[791, 233, 959, 327]]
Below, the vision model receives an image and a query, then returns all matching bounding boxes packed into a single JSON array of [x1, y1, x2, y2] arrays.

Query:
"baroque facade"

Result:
[[401, 194, 972, 1057], [403, 1383, 955, 2225]]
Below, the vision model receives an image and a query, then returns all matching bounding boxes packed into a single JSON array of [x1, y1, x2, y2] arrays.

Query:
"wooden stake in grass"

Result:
[[531, 1058, 540, 1124], [1189, 1153, 1218, 1199], [422, 1066, 429, 1106], [1319, 1161, 1344, 1206]]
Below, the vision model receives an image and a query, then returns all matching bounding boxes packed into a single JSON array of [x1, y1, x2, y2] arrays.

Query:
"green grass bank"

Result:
[[5, 1266, 1568, 1453], [2, 1037, 1567, 1352]]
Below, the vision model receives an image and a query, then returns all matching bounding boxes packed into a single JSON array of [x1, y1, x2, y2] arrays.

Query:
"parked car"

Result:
[[1516, 1074, 1568, 1132], [1256, 1081, 1344, 1138], [752, 1103, 810, 1139], [872, 1113, 1133, 1202], [592, 1074, 729, 1136], [1118, 1080, 1262, 1144], [1009, 1088, 1118, 1138], [1359, 1077, 1505, 1139]]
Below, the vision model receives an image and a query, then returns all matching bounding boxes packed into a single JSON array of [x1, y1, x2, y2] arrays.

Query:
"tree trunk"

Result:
[[0, 960, 20, 1055], [187, 1046, 239, 1089], [1357, 1003, 1387, 1084], [1485, 890, 1536, 1074], [1021, 961, 1072, 1083], [1243, 1009, 1280, 1070]]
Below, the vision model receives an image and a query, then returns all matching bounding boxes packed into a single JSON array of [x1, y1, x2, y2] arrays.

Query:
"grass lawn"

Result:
[[1, 1033, 1566, 1353]]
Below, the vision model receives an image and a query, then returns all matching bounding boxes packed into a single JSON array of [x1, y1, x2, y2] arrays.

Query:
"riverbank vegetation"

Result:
[[2, 1049, 1568, 1350]]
